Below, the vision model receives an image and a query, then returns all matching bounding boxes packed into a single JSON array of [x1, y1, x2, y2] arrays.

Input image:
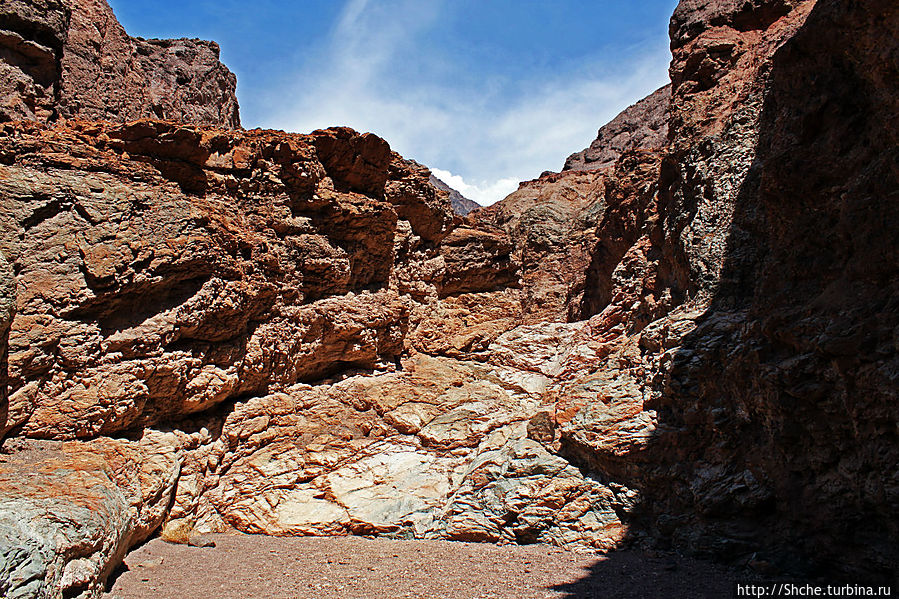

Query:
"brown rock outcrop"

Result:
[[161, 351, 629, 550], [475, 148, 664, 326], [0, 120, 471, 439], [540, 0, 898, 581], [473, 170, 605, 322], [470, 0, 897, 581], [639, 0, 898, 578], [0, 116, 524, 593], [0, 0, 69, 123], [563, 85, 670, 172], [0, 0, 239, 127]]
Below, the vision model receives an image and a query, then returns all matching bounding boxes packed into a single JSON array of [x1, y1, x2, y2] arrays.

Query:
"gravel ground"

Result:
[[103, 534, 748, 599]]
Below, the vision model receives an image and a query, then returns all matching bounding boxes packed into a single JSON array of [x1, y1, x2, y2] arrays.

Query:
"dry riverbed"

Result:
[[103, 534, 749, 598]]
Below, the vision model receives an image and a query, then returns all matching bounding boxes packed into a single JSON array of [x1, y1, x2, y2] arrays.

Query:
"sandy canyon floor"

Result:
[[103, 534, 751, 599]]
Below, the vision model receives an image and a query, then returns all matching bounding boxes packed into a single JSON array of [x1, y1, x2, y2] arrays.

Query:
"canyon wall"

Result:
[[563, 84, 670, 172], [640, 0, 898, 577], [429, 173, 480, 216], [0, 0, 896, 596], [505, 0, 897, 580]]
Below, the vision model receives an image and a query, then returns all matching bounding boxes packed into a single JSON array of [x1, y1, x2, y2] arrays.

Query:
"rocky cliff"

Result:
[[640, 0, 898, 577], [0, 0, 896, 596], [563, 85, 670, 172], [475, 0, 897, 582], [0, 0, 239, 127]]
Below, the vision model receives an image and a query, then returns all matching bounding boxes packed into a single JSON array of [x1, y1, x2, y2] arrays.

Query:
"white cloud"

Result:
[[430, 169, 520, 207], [256, 0, 671, 206]]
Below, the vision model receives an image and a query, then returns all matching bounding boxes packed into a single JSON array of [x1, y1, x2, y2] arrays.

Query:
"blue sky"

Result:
[[109, 0, 676, 204]]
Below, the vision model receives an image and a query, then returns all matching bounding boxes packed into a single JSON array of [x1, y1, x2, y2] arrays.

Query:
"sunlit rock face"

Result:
[[563, 84, 671, 173], [0, 0, 896, 595], [0, 0, 240, 127]]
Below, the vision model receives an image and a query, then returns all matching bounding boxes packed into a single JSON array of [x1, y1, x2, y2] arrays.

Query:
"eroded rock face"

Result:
[[0, 252, 13, 429], [163, 352, 631, 551], [563, 85, 670, 172], [0, 0, 69, 123], [473, 170, 606, 322], [0, 0, 895, 592], [470, 0, 897, 581], [0, 435, 180, 599], [429, 173, 480, 216], [0, 0, 239, 127], [0, 120, 474, 440], [643, 0, 898, 577], [544, 0, 898, 580]]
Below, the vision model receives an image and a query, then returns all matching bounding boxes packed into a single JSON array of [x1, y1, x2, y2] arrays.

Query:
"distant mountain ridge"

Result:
[[428, 174, 481, 215]]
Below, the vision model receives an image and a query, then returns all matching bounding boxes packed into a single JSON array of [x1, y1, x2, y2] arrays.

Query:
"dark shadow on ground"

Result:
[[548, 548, 757, 599]]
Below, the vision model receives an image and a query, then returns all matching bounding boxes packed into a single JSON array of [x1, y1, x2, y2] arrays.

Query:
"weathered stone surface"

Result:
[[463, 0, 897, 581], [0, 0, 896, 590], [544, 0, 898, 581], [0, 435, 180, 598], [386, 156, 454, 244], [0, 120, 465, 440], [473, 170, 604, 322], [163, 350, 632, 551], [0, 0, 69, 123], [564, 85, 671, 172], [0, 0, 239, 127], [437, 226, 517, 297], [474, 149, 663, 326], [641, 0, 898, 578]]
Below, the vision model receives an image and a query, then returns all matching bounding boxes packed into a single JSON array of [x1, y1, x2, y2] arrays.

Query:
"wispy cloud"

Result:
[[259, 0, 671, 205], [430, 169, 520, 207]]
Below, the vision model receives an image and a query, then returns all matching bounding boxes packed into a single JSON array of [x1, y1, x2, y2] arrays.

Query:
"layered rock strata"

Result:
[[0, 436, 180, 599], [0, 120, 482, 439]]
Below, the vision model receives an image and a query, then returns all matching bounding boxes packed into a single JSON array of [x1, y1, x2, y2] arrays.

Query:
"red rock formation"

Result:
[[0, 120, 475, 439], [0, 0, 895, 593], [643, 0, 898, 578], [0, 0, 69, 122], [474, 0, 897, 582], [543, 0, 898, 581], [473, 170, 606, 322], [0, 435, 180, 598], [0, 0, 239, 127]]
